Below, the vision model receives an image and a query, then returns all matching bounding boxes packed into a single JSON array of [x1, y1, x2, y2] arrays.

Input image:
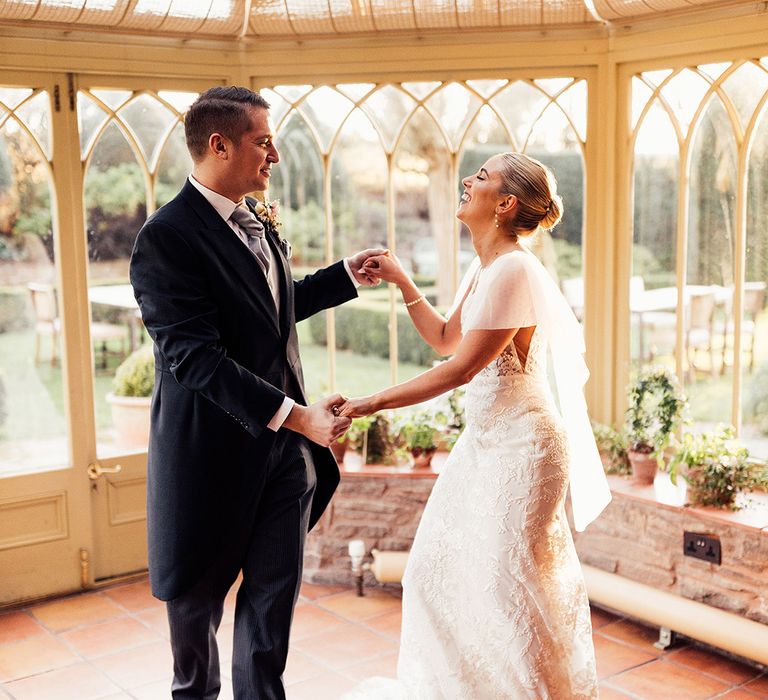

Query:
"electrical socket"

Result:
[[683, 531, 721, 565]]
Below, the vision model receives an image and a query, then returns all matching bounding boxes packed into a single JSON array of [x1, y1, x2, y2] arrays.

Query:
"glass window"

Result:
[[632, 99, 679, 371], [81, 89, 193, 456], [630, 60, 768, 447], [685, 95, 737, 429], [0, 87, 67, 476], [742, 103, 768, 460], [267, 77, 587, 398], [331, 108, 392, 395]]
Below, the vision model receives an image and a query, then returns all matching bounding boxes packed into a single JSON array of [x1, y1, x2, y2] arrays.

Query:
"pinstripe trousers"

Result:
[[165, 433, 317, 700]]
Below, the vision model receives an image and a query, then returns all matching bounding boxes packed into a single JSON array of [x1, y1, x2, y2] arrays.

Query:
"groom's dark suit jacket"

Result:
[[130, 180, 356, 601]]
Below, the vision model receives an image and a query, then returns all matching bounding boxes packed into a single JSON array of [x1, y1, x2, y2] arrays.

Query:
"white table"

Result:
[[88, 284, 143, 352], [631, 285, 731, 363]]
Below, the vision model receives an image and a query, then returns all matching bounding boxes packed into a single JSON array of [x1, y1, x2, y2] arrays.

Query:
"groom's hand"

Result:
[[283, 394, 351, 447], [347, 248, 388, 286]]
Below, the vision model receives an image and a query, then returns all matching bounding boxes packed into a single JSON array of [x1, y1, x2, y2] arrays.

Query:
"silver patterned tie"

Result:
[[230, 205, 271, 278]]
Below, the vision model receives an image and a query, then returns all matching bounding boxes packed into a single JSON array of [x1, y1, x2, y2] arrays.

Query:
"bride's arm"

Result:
[[338, 327, 517, 417], [361, 253, 466, 356]]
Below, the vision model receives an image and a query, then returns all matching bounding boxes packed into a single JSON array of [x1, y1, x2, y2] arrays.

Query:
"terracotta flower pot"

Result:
[[410, 446, 436, 469], [106, 392, 151, 449], [627, 449, 657, 485]]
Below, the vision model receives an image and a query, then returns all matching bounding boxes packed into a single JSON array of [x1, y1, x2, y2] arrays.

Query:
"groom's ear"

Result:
[[497, 194, 517, 216], [209, 133, 230, 160]]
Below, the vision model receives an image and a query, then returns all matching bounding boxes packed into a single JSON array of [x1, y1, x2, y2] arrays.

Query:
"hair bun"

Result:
[[540, 193, 563, 230]]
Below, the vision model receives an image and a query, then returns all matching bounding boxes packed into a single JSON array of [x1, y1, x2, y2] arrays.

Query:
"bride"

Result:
[[339, 152, 611, 699]]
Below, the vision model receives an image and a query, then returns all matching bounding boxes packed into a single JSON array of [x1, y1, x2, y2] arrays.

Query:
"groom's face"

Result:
[[230, 106, 280, 194]]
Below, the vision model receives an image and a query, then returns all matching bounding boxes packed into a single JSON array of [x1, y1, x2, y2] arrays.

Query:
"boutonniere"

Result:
[[254, 198, 292, 260]]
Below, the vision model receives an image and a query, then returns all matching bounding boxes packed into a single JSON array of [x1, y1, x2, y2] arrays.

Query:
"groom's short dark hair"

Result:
[[185, 86, 271, 161]]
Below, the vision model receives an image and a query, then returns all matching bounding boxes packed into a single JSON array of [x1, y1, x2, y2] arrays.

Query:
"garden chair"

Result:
[[719, 280, 766, 374], [28, 283, 60, 366], [27, 282, 129, 369], [684, 289, 717, 380]]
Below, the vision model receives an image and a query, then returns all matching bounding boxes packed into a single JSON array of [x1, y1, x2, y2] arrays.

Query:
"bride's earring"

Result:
[[494, 214, 500, 229]]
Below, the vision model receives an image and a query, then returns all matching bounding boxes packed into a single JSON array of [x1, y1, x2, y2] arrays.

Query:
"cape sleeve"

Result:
[[454, 251, 612, 531], [460, 254, 538, 331]]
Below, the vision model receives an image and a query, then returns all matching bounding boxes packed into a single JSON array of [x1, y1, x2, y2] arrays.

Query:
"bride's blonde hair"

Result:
[[498, 153, 563, 236]]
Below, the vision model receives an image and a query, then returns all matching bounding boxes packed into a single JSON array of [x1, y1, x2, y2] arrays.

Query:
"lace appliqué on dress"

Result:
[[345, 271, 599, 700]]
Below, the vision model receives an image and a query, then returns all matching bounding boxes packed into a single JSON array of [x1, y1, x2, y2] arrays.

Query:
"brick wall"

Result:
[[303, 460, 438, 588], [305, 466, 768, 626], [572, 476, 768, 624]]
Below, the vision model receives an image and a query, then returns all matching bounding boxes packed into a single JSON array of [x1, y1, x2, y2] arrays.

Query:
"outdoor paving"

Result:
[[0, 576, 765, 699]]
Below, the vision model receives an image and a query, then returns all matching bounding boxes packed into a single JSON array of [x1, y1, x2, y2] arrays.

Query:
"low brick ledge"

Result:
[[305, 460, 768, 628], [573, 475, 768, 625]]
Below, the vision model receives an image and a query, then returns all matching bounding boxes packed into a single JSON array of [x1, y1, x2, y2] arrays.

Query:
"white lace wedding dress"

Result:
[[343, 251, 609, 699]]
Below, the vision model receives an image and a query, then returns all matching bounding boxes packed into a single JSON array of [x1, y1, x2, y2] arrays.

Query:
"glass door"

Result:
[[0, 72, 93, 603], [77, 76, 212, 581]]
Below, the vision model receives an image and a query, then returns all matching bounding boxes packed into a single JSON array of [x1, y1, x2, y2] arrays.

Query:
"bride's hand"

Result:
[[337, 396, 378, 418], [361, 251, 408, 287]]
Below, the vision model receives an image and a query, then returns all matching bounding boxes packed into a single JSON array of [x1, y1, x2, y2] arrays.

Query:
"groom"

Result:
[[130, 86, 383, 699]]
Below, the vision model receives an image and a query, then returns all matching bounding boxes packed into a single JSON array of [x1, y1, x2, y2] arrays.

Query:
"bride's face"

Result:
[[457, 156, 505, 229]]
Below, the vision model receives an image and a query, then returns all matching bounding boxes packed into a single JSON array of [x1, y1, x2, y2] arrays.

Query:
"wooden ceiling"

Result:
[[0, 0, 759, 39]]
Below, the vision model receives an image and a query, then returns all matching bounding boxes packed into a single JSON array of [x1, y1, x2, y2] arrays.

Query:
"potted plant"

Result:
[[394, 409, 440, 469], [106, 344, 154, 449], [592, 421, 630, 476], [624, 367, 687, 484], [668, 426, 766, 509], [331, 415, 373, 465], [337, 414, 394, 465]]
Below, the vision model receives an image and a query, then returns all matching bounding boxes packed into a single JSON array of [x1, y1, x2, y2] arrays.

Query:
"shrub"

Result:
[[112, 344, 154, 397], [308, 300, 441, 367], [0, 288, 31, 332]]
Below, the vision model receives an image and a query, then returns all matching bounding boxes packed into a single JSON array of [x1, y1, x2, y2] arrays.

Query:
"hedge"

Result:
[[308, 299, 442, 367], [0, 288, 31, 333]]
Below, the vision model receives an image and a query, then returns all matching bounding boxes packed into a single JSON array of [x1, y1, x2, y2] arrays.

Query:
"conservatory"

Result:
[[0, 0, 767, 697]]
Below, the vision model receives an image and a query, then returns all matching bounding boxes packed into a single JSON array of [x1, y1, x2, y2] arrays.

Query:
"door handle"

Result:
[[87, 462, 122, 480]]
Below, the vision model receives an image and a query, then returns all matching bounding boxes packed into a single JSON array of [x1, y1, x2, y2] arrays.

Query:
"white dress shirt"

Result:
[[188, 175, 359, 432]]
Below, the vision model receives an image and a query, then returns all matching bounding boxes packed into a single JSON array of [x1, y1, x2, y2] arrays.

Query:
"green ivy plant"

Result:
[[667, 425, 766, 508], [112, 344, 154, 398], [625, 366, 687, 465]]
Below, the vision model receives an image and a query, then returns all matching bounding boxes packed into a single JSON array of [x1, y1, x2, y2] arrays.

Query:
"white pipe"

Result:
[[365, 549, 409, 583], [366, 552, 768, 666], [583, 565, 768, 665]]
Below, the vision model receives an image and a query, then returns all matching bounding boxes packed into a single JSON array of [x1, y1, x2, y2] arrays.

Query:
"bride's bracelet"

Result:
[[404, 294, 425, 308]]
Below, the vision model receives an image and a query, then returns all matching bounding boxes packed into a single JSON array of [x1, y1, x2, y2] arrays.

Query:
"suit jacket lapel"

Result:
[[181, 182, 280, 334]]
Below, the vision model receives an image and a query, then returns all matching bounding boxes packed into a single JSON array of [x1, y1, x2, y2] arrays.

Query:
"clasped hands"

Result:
[[289, 393, 376, 447], [349, 249, 407, 288], [293, 250, 404, 446]]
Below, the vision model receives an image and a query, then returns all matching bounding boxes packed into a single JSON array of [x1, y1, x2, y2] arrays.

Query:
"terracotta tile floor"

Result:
[[0, 576, 766, 699]]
